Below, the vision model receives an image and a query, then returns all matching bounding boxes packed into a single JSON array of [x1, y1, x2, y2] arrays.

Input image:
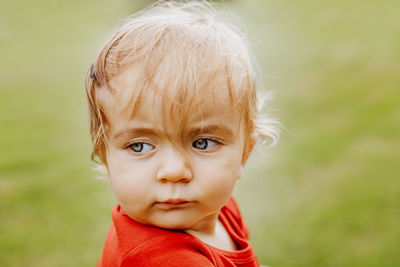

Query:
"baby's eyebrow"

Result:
[[112, 125, 235, 142], [112, 127, 161, 140], [189, 125, 235, 140]]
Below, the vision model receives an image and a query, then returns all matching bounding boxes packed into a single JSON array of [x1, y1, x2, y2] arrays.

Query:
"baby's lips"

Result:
[[154, 199, 192, 209]]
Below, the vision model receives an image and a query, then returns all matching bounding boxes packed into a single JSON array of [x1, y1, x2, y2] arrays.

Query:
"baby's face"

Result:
[[103, 83, 247, 232]]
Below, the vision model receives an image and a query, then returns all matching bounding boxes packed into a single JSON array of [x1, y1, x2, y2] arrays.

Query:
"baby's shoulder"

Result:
[[110, 205, 214, 266], [121, 233, 214, 267]]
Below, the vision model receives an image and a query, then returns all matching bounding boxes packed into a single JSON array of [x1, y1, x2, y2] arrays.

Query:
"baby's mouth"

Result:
[[154, 199, 192, 209]]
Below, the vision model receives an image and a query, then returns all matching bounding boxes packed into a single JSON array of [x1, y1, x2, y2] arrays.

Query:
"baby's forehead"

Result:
[[106, 62, 237, 111], [106, 79, 237, 123], [100, 72, 244, 137]]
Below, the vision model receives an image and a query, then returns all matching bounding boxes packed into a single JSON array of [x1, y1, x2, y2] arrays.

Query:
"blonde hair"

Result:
[[85, 0, 279, 164]]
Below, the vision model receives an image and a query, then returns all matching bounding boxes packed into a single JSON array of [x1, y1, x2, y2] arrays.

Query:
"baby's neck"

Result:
[[184, 219, 237, 251]]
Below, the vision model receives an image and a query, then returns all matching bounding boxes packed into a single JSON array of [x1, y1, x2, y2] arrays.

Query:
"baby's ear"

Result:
[[241, 134, 257, 165]]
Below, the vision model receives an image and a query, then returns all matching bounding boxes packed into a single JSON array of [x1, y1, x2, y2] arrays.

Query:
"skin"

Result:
[[102, 71, 252, 251]]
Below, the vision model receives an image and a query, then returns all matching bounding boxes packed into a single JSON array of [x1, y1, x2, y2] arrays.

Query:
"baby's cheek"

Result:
[[108, 166, 150, 205], [200, 169, 237, 202]]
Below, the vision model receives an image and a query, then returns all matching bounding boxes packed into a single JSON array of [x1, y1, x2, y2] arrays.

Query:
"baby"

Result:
[[85, 1, 278, 266]]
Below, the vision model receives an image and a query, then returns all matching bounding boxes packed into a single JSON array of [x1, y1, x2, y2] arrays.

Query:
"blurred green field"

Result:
[[1, 0, 399, 266]]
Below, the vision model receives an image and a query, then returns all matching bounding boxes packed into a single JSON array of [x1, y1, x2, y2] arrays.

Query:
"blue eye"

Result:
[[192, 138, 219, 150], [129, 143, 154, 153]]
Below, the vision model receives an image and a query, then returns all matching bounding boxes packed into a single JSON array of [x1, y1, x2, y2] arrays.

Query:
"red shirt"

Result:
[[97, 197, 259, 267]]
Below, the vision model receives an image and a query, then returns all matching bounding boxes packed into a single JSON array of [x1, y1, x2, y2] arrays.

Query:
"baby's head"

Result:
[[85, 0, 278, 230]]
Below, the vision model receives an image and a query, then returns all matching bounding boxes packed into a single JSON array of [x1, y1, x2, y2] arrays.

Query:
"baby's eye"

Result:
[[129, 142, 154, 153], [192, 138, 219, 150]]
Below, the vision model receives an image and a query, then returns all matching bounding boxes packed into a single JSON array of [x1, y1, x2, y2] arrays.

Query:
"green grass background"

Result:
[[1, 0, 399, 266]]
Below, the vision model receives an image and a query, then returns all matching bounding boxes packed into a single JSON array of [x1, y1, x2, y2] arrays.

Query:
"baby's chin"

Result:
[[128, 210, 207, 231], [138, 219, 196, 231]]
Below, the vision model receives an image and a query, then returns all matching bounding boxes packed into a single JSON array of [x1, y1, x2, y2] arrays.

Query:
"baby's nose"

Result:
[[156, 148, 192, 183]]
